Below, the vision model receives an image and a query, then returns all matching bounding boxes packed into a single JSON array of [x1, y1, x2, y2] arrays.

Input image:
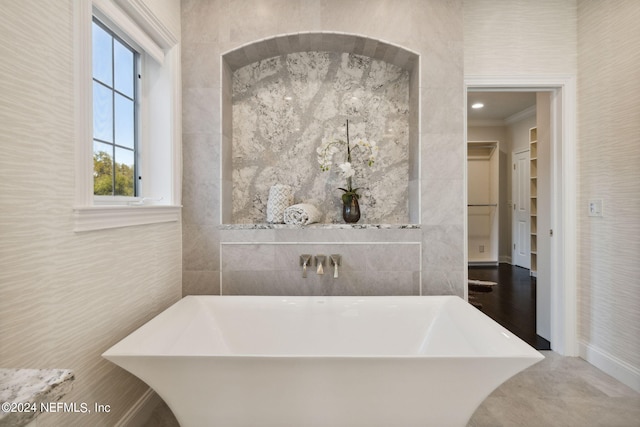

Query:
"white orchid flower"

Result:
[[338, 162, 355, 179]]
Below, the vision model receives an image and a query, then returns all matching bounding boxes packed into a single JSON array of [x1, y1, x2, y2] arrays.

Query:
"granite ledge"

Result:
[[219, 223, 421, 230], [0, 368, 74, 427]]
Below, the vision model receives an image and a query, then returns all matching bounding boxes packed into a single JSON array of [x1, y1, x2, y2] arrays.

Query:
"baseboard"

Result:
[[579, 341, 640, 393], [499, 255, 512, 264], [114, 388, 162, 427]]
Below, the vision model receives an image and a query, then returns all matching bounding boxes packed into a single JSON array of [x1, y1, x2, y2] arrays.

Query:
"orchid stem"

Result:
[[346, 119, 351, 163]]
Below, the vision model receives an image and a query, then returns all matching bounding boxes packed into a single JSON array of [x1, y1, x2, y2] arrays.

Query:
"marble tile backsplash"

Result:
[[231, 51, 410, 224], [221, 243, 421, 296]]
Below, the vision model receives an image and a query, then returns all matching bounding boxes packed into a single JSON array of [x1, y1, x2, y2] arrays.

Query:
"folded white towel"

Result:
[[283, 203, 322, 225]]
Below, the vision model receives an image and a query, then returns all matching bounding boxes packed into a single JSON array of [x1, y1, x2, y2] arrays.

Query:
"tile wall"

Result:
[[181, 0, 465, 297], [221, 242, 421, 296]]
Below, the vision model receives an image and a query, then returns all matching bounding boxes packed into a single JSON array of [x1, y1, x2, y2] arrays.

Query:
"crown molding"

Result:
[[504, 105, 536, 125], [115, 0, 179, 49], [467, 119, 506, 127], [468, 105, 536, 128]]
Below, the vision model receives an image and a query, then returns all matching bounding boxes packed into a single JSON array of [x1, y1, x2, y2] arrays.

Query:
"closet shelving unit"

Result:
[[529, 127, 538, 277], [467, 141, 499, 266]]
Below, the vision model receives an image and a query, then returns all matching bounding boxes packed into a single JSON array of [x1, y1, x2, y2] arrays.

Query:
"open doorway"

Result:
[[464, 77, 579, 358], [466, 91, 551, 349]]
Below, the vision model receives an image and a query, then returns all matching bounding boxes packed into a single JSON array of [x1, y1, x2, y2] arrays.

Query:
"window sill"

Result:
[[73, 205, 181, 232]]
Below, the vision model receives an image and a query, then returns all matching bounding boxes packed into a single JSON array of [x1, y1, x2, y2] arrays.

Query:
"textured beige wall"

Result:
[[0, 2, 182, 425], [182, 0, 465, 297], [577, 0, 640, 374], [464, 0, 577, 76]]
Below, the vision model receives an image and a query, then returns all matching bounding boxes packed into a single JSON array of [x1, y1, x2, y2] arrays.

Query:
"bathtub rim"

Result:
[[102, 295, 544, 361]]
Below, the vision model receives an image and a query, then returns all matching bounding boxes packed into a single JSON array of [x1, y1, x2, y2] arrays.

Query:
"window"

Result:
[[92, 19, 138, 197], [73, 0, 181, 232]]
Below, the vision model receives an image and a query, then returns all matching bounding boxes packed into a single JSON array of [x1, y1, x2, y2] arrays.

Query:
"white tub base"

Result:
[[104, 296, 543, 427]]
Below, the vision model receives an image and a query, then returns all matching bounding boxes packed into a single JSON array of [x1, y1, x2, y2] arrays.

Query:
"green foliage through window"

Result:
[[93, 151, 135, 196]]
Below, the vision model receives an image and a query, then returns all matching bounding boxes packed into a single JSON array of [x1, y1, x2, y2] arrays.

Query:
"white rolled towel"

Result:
[[283, 203, 322, 225]]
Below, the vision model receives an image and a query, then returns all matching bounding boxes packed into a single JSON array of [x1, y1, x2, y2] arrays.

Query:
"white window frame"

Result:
[[92, 17, 140, 199], [73, 0, 181, 232]]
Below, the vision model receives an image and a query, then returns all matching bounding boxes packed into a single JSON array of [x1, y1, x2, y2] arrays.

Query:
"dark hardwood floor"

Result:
[[468, 264, 551, 350]]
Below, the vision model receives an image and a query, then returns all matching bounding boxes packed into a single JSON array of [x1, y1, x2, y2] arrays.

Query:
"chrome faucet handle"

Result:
[[330, 254, 341, 279], [300, 254, 312, 278], [315, 255, 326, 275]]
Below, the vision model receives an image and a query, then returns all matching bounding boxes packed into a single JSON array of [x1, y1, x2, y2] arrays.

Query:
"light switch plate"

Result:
[[588, 199, 603, 217]]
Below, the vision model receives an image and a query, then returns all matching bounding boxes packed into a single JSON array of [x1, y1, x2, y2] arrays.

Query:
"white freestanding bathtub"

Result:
[[103, 296, 543, 427]]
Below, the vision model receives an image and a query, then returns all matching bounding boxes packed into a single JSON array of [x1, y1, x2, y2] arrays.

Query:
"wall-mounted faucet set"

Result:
[[300, 254, 341, 278]]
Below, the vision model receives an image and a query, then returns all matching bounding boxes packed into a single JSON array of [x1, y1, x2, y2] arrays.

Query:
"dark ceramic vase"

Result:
[[342, 195, 361, 223]]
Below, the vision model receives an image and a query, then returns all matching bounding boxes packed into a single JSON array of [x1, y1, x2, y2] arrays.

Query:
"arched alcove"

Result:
[[220, 32, 420, 224]]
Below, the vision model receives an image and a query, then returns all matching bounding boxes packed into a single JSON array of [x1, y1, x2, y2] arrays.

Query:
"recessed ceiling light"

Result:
[[284, 96, 293, 101], [471, 102, 484, 109]]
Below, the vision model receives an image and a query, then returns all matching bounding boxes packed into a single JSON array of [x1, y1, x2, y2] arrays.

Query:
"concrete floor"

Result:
[[144, 351, 640, 427]]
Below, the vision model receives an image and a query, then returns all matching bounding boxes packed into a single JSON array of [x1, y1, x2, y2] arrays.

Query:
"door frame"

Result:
[[464, 75, 578, 357]]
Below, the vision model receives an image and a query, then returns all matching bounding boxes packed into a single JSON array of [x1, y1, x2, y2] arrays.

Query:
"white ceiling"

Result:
[[467, 92, 536, 124]]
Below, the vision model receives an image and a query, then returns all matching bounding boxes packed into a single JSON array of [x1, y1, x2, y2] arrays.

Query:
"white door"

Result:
[[512, 150, 530, 268]]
